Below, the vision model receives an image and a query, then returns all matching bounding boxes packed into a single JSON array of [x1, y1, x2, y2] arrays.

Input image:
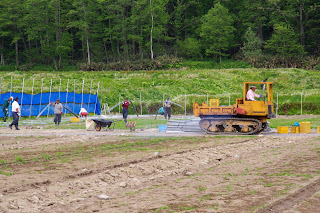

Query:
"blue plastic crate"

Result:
[[158, 125, 167, 132]]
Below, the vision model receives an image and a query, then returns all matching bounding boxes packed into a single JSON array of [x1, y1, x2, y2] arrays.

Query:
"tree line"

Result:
[[0, 0, 319, 69]]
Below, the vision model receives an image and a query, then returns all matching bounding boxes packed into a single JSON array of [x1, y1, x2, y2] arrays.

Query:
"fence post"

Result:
[[101, 81, 103, 107], [163, 94, 164, 106], [47, 79, 52, 118], [29, 78, 34, 118], [65, 79, 69, 116], [39, 79, 43, 115], [59, 78, 61, 100], [87, 80, 93, 110], [81, 79, 84, 108], [185, 93, 187, 116], [8, 76, 13, 119], [140, 92, 142, 115], [119, 93, 121, 113], [73, 79, 76, 112], [20, 78, 25, 114], [301, 92, 303, 115], [0, 77, 2, 100], [276, 93, 278, 116], [94, 82, 100, 116], [10, 76, 12, 97]]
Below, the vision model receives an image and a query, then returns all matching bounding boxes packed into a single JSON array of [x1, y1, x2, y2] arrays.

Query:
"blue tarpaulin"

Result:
[[0, 92, 101, 117]]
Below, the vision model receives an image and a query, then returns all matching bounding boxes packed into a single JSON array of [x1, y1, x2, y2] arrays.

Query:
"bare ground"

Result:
[[0, 127, 319, 213]]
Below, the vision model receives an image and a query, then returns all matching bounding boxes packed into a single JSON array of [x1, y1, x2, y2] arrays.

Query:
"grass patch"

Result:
[[248, 190, 256, 195], [0, 169, 13, 176], [264, 182, 275, 187], [225, 185, 233, 191], [15, 156, 26, 164], [154, 206, 172, 213], [198, 186, 207, 192], [44, 118, 167, 130], [200, 195, 211, 202], [250, 203, 265, 212]]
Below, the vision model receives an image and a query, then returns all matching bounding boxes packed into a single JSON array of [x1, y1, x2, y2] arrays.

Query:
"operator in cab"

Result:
[[246, 85, 262, 101]]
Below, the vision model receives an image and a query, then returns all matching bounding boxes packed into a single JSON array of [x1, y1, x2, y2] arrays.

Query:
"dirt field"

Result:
[[0, 127, 319, 213]]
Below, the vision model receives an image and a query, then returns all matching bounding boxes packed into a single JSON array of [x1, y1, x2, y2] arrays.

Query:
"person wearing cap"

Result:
[[122, 98, 129, 124], [51, 99, 63, 125], [164, 98, 172, 120], [246, 85, 262, 101], [9, 97, 20, 130], [2, 96, 13, 122]]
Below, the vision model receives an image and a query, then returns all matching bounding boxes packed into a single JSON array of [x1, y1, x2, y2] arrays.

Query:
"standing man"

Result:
[[246, 85, 262, 101], [51, 99, 63, 125], [9, 97, 20, 130], [122, 98, 129, 124], [2, 96, 13, 122], [164, 98, 172, 120]]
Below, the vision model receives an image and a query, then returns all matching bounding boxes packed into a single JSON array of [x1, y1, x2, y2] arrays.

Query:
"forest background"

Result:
[[0, 0, 319, 71]]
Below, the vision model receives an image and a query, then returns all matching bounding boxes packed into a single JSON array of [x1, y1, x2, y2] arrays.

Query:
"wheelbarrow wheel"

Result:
[[95, 125, 101, 131]]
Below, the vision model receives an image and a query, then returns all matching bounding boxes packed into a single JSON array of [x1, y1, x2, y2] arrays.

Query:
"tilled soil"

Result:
[[0, 128, 319, 213]]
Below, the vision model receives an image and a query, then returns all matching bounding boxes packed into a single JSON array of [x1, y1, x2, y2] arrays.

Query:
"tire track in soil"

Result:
[[2, 138, 253, 195], [1, 136, 308, 212], [258, 178, 320, 213]]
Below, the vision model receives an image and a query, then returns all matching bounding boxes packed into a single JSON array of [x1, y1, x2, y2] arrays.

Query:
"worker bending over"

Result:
[[80, 108, 88, 117], [246, 85, 262, 101]]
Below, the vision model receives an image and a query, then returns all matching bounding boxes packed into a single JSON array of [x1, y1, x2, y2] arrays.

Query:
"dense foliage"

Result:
[[0, 0, 319, 69]]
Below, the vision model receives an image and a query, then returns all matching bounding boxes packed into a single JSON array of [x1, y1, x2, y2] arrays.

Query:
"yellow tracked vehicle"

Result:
[[193, 82, 275, 135]]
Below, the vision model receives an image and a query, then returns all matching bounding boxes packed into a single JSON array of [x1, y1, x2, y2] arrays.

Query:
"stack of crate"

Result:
[[290, 126, 300, 133], [300, 122, 311, 133], [277, 126, 289, 134], [278, 121, 312, 134]]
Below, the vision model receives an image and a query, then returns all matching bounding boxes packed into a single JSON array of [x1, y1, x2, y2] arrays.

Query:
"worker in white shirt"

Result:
[[246, 85, 262, 101], [9, 97, 20, 130]]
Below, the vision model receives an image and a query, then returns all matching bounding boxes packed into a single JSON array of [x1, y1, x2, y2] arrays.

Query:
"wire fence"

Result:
[[0, 77, 317, 117]]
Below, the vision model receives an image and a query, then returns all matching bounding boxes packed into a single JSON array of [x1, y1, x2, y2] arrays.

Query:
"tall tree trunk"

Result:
[[299, 4, 304, 45], [55, 0, 62, 68], [83, 1, 91, 64], [15, 41, 19, 66], [258, 23, 263, 41], [116, 40, 121, 61], [139, 25, 143, 59], [0, 40, 4, 65], [121, 10, 129, 60], [53, 56, 58, 70], [109, 19, 116, 62], [175, 36, 178, 57], [131, 0, 136, 56], [150, 0, 154, 60], [82, 36, 86, 62], [103, 41, 109, 63], [86, 37, 91, 64]]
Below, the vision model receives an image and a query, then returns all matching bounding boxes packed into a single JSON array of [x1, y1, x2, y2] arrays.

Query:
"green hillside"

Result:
[[0, 68, 319, 115]]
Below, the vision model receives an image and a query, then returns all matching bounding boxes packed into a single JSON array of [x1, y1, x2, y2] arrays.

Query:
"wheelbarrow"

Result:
[[92, 118, 116, 131]]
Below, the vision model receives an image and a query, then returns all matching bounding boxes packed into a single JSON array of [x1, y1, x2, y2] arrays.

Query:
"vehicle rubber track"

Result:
[[199, 116, 262, 135]]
